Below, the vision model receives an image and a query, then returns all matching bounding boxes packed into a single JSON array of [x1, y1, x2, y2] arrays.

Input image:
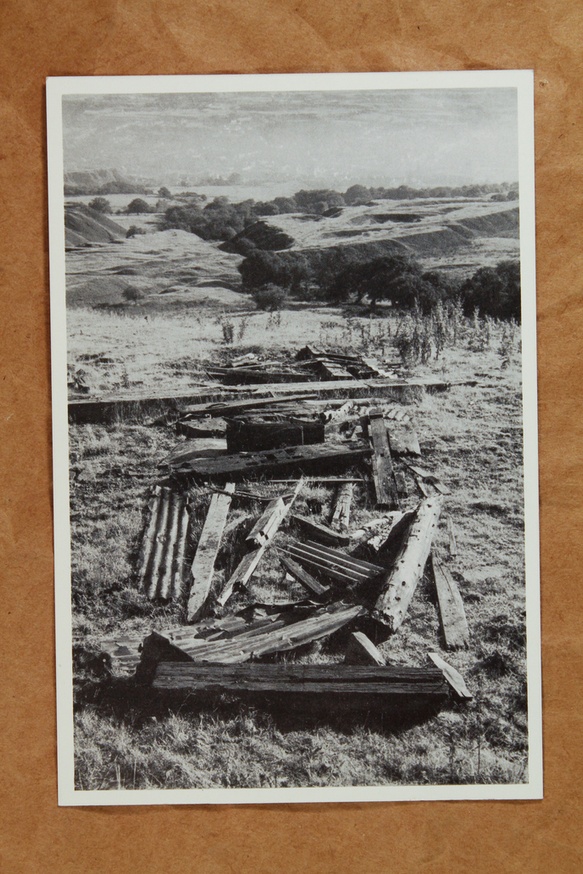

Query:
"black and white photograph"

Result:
[[47, 71, 541, 806]]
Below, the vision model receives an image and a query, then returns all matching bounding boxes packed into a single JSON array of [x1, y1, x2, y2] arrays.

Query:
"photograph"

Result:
[[47, 71, 541, 806]]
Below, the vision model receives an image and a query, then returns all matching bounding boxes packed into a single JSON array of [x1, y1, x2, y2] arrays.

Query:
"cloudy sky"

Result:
[[62, 88, 518, 188]]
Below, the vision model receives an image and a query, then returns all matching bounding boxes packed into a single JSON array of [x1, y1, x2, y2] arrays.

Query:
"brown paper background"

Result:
[[1, 0, 581, 870]]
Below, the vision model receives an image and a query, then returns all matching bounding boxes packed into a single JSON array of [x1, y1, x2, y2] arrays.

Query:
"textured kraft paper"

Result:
[[1, 0, 581, 871]]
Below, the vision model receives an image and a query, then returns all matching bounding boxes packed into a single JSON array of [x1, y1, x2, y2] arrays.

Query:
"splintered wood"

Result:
[[137, 486, 190, 601], [373, 496, 443, 630], [330, 482, 353, 530], [217, 481, 303, 606], [141, 602, 364, 666], [187, 483, 235, 622]]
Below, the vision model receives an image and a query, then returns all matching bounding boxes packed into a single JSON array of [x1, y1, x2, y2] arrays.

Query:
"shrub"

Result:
[[126, 226, 146, 238], [251, 284, 289, 311], [88, 197, 112, 214], [122, 286, 144, 305], [126, 198, 154, 214]]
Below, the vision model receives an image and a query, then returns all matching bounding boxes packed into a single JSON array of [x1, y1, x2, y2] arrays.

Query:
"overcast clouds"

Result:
[[62, 88, 518, 188]]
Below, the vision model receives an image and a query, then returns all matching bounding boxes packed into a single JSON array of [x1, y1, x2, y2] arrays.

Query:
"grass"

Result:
[[68, 304, 529, 791]]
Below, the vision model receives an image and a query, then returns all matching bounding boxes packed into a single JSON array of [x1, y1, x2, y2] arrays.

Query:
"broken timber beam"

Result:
[[372, 496, 444, 631], [366, 408, 400, 509], [187, 483, 235, 622], [168, 443, 371, 483], [290, 513, 351, 547], [142, 602, 363, 666], [330, 482, 353, 531], [431, 553, 469, 649], [152, 662, 448, 705], [217, 481, 303, 606], [277, 552, 330, 598]]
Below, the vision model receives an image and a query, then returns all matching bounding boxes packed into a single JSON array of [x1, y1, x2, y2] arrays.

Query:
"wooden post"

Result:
[[431, 553, 469, 649], [187, 483, 234, 621], [367, 408, 400, 509], [246, 498, 287, 548], [330, 482, 353, 530], [373, 496, 443, 631]]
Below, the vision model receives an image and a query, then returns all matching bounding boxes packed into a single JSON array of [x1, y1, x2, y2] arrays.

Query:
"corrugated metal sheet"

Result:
[[137, 485, 190, 601]]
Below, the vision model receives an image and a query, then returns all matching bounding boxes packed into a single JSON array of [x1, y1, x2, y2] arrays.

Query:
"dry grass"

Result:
[[69, 305, 529, 791]]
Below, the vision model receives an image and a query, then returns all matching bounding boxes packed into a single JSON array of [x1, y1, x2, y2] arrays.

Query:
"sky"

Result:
[[62, 88, 519, 189]]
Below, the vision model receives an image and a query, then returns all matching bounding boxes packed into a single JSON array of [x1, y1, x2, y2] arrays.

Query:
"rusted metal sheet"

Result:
[[137, 485, 190, 601]]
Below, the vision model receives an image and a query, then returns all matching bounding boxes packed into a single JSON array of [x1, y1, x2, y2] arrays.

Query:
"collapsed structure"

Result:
[[83, 345, 472, 714]]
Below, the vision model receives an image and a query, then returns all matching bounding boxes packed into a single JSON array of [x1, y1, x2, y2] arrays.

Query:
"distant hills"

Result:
[[64, 169, 151, 196]]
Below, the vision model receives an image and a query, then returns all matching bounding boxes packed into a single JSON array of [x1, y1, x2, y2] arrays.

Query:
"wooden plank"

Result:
[[405, 463, 451, 495], [303, 541, 384, 575], [68, 378, 478, 423], [431, 554, 470, 649], [187, 483, 235, 622], [367, 408, 400, 509], [246, 498, 287, 548], [345, 631, 385, 666], [428, 652, 473, 700], [373, 496, 444, 631], [446, 515, 458, 559], [281, 548, 367, 586], [330, 482, 353, 530], [176, 418, 227, 438], [145, 603, 363, 665], [290, 513, 351, 547], [169, 444, 371, 483], [226, 416, 325, 452], [183, 393, 319, 418], [152, 662, 448, 700], [277, 552, 330, 597]]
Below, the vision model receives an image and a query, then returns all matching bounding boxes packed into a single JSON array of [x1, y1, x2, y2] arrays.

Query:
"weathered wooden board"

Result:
[[431, 554, 470, 649], [246, 498, 287, 548], [169, 443, 371, 482], [143, 602, 363, 666], [283, 539, 384, 585], [330, 482, 353, 530], [428, 652, 473, 699], [187, 483, 235, 622], [290, 513, 351, 547], [152, 662, 448, 701], [446, 515, 458, 559], [367, 408, 400, 509], [277, 552, 330, 597], [183, 393, 318, 419], [373, 496, 444, 631], [345, 631, 385, 666], [176, 418, 227, 438], [226, 415, 325, 453], [405, 463, 451, 495]]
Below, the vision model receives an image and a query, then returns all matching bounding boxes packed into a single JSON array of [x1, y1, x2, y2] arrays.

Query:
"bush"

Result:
[[122, 286, 144, 304], [251, 284, 289, 311], [88, 197, 112, 214], [126, 226, 146, 238]]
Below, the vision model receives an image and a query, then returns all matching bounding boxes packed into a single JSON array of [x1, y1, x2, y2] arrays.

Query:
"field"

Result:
[[68, 299, 528, 791]]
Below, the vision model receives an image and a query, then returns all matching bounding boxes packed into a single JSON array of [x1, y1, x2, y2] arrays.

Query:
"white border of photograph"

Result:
[[47, 69, 541, 807]]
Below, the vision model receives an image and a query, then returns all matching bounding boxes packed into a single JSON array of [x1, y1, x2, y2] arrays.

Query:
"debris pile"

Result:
[[85, 346, 473, 715]]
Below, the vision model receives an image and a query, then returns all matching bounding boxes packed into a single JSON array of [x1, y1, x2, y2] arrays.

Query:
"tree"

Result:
[[126, 198, 152, 214], [158, 186, 171, 198], [88, 197, 112, 214], [460, 260, 520, 321]]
